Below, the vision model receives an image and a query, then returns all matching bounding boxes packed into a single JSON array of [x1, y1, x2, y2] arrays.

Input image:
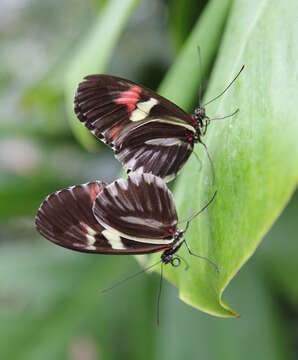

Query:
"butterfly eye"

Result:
[[187, 135, 193, 142]]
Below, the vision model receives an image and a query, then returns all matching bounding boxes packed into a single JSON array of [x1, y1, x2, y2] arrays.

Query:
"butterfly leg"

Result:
[[184, 240, 219, 273], [175, 254, 189, 271]]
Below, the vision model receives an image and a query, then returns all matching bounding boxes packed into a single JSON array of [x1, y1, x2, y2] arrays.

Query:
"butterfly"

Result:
[[35, 171, 218, 325], [74, 66, 244, 182], [35, 171, 217, 269]]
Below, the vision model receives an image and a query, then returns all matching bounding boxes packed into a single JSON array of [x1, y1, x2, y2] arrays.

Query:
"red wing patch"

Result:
[[114, 85, 142, 113]]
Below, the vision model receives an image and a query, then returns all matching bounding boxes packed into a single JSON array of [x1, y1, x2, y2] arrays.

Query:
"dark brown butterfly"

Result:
[[74, 66, 243, 182], [35, 171, 217, 269]]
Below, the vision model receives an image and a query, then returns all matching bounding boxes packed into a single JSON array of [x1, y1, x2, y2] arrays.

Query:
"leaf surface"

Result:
[[150, 0, 298, 317]]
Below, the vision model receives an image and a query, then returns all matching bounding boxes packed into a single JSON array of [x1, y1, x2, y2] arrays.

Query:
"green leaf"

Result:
[[150, 0, 298, 317], [159, 0, 232, 110], [157, 259, 289, 360], [167, 0, 207, 51], [64, 0, 140, 150]]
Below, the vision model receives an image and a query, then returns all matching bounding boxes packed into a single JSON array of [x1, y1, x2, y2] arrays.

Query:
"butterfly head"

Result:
[[194, 106, 206, 120], [193, 106, 210, 138]]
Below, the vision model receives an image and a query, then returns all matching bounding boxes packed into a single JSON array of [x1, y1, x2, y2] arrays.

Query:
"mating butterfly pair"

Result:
[[36, 66, 243, 269]]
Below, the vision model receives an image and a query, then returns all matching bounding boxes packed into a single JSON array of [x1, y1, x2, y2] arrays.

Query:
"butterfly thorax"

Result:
[[161, 229, 184, 265]]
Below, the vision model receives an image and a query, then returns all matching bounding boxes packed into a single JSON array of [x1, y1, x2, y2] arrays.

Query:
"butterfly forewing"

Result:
[[74, 74, 196, 181], [93, 171, 178, 242], [35, 181, 168, 254], [36, 182, 106, 252]]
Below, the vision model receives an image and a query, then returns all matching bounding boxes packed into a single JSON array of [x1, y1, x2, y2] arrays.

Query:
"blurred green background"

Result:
[[0, 0, 297, 359]]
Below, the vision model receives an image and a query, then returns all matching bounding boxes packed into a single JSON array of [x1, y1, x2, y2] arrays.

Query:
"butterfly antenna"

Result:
[[157, 262, 164, 327], [209, 108, 239, 121], [184, 240, 219, 273], [197, 46, 203, 106], [200, 140, 215, 187], [100, 259, 162, 294], [202, 65, 244, 107], [179, 190, 217, 227]]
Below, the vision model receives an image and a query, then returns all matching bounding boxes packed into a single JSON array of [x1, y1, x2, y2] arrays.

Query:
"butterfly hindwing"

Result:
[[93, 171, 178, 243], [35, 181, 169, 254], [74, 74, 196, 181], [115, 121, 194, 181]]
